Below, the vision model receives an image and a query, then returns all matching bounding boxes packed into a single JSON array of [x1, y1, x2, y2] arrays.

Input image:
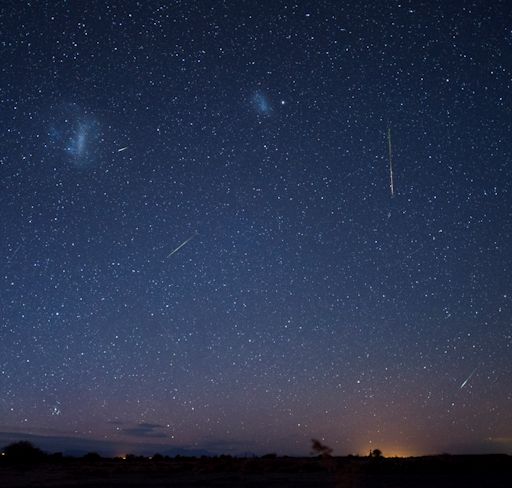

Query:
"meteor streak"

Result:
[[117, 146, 128, 152], [167, 233, 197, 258], [7, 243, 22, 263], [7, 237, 35, 264], [459, 367, 477, 389], [387, 127, 395, 197]]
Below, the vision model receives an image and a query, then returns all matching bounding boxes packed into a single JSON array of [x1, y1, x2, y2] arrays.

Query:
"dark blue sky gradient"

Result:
[[1, 1, 511, 456]]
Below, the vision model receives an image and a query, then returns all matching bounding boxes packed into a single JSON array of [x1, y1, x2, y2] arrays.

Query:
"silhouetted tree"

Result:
[[311, 439, 335, 474], [2, 441, 46, 463], [311, 439, 333, 457], [369, 448, 383, 458]]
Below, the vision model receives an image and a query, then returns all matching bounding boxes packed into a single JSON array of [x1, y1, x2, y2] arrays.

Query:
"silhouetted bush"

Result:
[[2, 441, 46, 463], [83, 452, 102, 462], [48, 452, 64, 463]]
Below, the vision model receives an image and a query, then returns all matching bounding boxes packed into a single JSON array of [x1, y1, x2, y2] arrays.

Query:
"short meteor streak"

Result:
[[7, 243, 22, 263], [167, 234, 197, 258], [459, 367, 477, 389], [117, 146, 128, 152], [7, 237, 35, 264], [387, 127, 395, 197]]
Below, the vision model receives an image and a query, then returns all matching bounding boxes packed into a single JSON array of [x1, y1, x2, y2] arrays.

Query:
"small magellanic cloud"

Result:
[[251, 90, 272, 116]]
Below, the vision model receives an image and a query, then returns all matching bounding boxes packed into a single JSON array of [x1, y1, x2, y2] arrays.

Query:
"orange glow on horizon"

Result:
[[380, 449, 414, 458], [355, 444, 418, 458]]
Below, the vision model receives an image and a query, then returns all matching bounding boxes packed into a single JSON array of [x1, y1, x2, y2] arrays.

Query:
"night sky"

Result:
[[1, 1, 511, 457]]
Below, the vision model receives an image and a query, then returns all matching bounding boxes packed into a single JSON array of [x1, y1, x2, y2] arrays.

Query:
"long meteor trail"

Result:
[[167, 233, 197, 258], [387, 127, 395, 197], [459, 367, 478, 390]]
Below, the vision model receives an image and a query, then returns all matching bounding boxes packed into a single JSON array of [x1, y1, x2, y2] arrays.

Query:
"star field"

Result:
[[1, 0, 511, 456]]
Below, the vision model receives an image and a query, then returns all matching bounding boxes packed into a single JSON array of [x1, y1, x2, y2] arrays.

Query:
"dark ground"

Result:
[[1, 455, 511, 487]]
